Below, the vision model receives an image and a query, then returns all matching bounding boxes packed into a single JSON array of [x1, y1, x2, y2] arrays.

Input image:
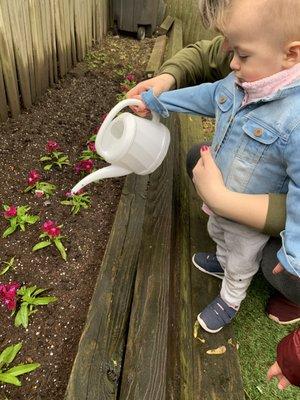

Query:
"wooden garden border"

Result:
[[65, 19, 245, 400]]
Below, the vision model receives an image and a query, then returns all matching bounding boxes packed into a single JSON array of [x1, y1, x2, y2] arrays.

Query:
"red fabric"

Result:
[[277, 328, 300, 386]]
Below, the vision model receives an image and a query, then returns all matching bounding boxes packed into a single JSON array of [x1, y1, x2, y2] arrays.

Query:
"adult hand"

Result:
[[126, 73, 176, 116], [267, 361, 291, 390], [192, 146, 227, 210], [273, 263, 284, 275]]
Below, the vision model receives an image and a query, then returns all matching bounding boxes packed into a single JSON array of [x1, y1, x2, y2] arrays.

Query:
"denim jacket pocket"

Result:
[[238, 119, 280, 163]]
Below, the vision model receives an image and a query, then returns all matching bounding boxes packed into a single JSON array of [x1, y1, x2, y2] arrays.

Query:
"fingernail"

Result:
[[201, 145, 208, 152]]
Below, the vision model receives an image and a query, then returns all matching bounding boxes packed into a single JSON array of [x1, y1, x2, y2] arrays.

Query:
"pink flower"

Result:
[[34, 190, 44, 198], [126, 73, 135, 82], [92, 125, 101, 134], [4, 205, 17, 219], [0, 282, 21, 311], [46, 140, 60, 153], [42, 220, 61, 238], [74, 159, 94, 174], [100, 114, 108, 122], [28, 170, 41, 186], [87, 141, 96, 152]]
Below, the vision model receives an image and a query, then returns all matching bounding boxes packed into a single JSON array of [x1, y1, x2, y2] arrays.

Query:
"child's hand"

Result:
[[126, 74, 176, 117], [267, 361, 291, 390], [192, 146, 227, 210], [273, 262, 284, 275]]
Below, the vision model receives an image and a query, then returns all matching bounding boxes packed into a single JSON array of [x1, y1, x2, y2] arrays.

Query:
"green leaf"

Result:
[[0, 257, 15, 276], [3, 225, 16, 238], [31, 296, 57, 306], [26, 215, 39, 224], [32, 241, 52, 251], [6, 363, 40, 376], [43, 164, 53, 171], [0, 343, 22, 368], [14, 304, 29, 328], [40, 156, 52, 161], [54, 239, 67, 261], [0, 372, 21, 386]]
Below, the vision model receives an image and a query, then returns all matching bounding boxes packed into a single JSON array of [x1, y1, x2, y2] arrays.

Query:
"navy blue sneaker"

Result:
[[197, 296, 237, 333], [192, 252, 224, 279]]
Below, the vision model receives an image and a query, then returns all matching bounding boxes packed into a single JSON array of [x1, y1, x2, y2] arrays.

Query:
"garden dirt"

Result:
[[0, 32, 154, 400]]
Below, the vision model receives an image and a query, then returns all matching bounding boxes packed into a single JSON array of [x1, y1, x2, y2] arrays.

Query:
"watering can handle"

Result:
[[97, 99, 160, 138]]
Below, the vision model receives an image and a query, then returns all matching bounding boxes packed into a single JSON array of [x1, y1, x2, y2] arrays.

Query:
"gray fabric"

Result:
[[208, 215, 269, 306]]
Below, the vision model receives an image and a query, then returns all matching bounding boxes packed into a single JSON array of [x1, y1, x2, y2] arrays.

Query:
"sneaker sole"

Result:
[[268, 313, 300, 325], [197, 314, 223, 334], [192, 254, 224, 280]]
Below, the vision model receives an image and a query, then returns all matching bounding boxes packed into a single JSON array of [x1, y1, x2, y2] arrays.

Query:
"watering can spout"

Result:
[[71, 165, 131, 194]]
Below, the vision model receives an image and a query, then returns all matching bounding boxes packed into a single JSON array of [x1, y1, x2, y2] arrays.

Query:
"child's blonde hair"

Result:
[[199, 0, 300, 43]]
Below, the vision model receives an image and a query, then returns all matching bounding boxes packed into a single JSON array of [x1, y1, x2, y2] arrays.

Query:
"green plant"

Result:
[[40, 151, 70, 171], [2, 205, 39, 238], [84, 51, 107, 68], [0, 343, 39, 386], [15, 286, 57, 329], [0, 257, 15, 276], [61, 192, 91, 215], [32, 220, 67, 261]]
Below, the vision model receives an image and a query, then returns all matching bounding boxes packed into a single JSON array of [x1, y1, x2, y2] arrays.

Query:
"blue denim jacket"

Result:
[[142, 72, 300, 278]]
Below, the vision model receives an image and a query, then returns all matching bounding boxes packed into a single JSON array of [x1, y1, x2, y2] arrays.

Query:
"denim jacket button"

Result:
[[219, 95, 227, 104], [254, 128, 263, 137]]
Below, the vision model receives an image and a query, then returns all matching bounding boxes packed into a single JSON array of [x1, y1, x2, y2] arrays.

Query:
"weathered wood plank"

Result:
[[178, 114, 245, 400], [158, 15, 174, 35], [145, 35, 167, 78], [69, 0, 77, 64], [119, 117, 175, 400], [65, 175, 149, 400], [49, 0, 58, 83], [0, 0, 20, 117]]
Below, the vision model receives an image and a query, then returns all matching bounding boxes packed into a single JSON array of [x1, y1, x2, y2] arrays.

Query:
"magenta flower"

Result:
[[42, 220, 61, 238], [46, 140, 60, 153], [100, 114, 108, 122], [74, 159, 94, 174], [126, 73, 135, 82], [27, 170, 41, 186], [0, 282, 21, 311], [87, 141, 96, 152], [4, 205, 17, 219]]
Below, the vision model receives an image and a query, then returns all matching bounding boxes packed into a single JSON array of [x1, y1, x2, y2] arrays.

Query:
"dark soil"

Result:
[[0, 32, 154, 400]]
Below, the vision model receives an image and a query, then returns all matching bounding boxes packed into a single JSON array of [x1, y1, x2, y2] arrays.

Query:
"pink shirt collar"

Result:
[[238, 63, 300, 105]]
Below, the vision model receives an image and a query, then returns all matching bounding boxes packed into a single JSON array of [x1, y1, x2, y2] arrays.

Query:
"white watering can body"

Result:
[[71, 99, 170, 194]]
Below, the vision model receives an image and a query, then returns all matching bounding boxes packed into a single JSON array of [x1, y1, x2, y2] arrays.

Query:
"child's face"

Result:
[[223, 1, 286, 82]]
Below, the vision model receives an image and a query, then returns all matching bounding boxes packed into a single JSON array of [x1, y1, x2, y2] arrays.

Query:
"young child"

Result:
[[139, 0, 300, 333]]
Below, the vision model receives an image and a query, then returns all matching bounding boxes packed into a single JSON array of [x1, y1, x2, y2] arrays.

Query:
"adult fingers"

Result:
[[278, 376, 291, 390], [267, 362, 281, 381], [272, 263, 284, 275]]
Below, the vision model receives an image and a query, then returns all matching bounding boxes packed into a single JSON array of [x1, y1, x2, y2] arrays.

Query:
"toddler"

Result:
[[139, 0, 300, 332]]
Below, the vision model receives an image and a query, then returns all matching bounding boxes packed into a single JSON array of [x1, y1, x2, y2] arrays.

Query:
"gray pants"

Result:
[[208, 215, 269, 306]]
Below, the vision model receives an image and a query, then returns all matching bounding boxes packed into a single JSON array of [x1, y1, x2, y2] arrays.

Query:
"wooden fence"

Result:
[[0, 0, 109, 122], [164, 0, 215, 45]]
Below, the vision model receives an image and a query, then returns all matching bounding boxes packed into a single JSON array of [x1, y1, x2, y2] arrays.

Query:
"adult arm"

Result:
[[192, 147, 286, 236], [158, 36, 232, 88]]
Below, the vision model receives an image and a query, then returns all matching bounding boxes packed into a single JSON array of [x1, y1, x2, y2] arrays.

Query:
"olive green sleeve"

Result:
[[158, 35, 232, 88], [262, 194, 286, 237]]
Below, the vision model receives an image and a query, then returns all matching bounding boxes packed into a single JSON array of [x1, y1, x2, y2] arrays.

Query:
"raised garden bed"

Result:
[[0, 33, 154, 400]]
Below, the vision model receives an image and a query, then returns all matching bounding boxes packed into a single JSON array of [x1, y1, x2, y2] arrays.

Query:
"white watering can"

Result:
[[71, 99, 170, 194]]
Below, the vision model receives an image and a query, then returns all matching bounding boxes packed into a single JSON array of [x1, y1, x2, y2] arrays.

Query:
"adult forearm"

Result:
[[211, 189, 270, 232]]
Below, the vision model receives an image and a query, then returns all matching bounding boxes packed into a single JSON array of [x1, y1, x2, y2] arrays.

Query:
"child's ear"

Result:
[[283, 41, 300, 67]]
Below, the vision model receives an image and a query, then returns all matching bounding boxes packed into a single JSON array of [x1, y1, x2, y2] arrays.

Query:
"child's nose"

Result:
[[230, 56, 240, 71]]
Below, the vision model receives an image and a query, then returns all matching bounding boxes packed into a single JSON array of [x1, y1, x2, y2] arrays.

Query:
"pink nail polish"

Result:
[[201, 145, 208, 152]]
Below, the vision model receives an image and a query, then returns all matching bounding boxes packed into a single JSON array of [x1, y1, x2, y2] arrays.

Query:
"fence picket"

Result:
[[0, 1, 20, 117]]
